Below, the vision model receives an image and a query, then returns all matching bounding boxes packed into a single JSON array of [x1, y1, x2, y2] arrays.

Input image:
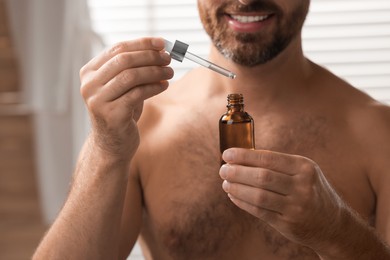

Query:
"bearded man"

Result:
[[34, 0, 390, 259]]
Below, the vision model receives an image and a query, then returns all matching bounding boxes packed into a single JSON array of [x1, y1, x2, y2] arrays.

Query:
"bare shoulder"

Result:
[[313, 62, 390, 176], [353, 99, 390, 168], [340, 79, 390, 211], [349, 90, 390, 240], [311, 62, 377, 105], [136, 70, 202, 151], [138, 69, 205, 130], [314, 63, 390, 235], [345, 88, 390, 155]]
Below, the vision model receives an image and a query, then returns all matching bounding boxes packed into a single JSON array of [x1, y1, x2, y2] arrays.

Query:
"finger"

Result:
[[114, 81, 169, 110], [227, 193, 281, 224], [223, 180, 286, 214], [219, 164, 292, 195], [96, 50, 171, 85], [82, 37, 166, 72], [101, 66, 174, 101], [222, 148, 308, 175]]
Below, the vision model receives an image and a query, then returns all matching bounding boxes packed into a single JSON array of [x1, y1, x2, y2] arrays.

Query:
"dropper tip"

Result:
[[229, 72, 237, 79]]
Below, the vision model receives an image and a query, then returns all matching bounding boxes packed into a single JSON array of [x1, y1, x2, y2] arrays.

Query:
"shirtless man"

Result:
[[33, 0, 390, 259]]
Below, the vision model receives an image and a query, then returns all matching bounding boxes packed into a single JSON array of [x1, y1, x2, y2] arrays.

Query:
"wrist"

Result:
[[314, 205, 354, 259], [72, 136, 133, 187], [315, 205, 387, 260], [88, 131, 139, 162], [79, 134, 133, 171]]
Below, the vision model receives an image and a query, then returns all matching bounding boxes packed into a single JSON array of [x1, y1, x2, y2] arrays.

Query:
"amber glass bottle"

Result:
[[219, 94, 255, 155]]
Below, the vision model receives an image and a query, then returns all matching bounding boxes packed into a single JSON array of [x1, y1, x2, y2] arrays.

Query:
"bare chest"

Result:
[[137, 113, 374, 259]]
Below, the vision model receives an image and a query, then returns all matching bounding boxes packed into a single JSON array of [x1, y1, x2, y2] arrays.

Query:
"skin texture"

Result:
[[33, 0, 390, 259]]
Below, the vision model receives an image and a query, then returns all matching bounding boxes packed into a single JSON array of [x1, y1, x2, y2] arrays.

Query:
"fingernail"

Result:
[[163, 67, 174, 78], [222, 180, 230, 192], [152, 38, 164, 49], [222, 149, 234, 162], [160, 52, 171, 63], [160, 80, 169, 89], [220, 164, 229, 179]]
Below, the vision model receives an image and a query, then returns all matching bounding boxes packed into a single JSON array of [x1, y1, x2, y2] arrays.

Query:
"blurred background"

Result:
[[0, 0, 389, 259]]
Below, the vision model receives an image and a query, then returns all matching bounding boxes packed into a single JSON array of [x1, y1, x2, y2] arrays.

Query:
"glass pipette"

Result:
[[164, 39, 236, 79]]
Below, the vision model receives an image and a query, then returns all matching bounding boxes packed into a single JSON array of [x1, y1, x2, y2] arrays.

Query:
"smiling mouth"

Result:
[[229, 14, 271, 23]]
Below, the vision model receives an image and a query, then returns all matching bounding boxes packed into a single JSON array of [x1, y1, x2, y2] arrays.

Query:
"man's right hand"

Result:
[[79, 37, 173, 159]]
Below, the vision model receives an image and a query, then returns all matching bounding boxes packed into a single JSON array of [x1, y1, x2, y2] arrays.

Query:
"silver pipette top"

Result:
[[164, 39, 236, 79]]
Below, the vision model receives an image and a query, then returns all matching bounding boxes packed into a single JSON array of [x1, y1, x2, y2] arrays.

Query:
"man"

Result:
[[34, 0, 390, 259]]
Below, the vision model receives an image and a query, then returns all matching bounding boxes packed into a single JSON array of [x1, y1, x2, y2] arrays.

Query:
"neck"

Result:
[[206, 35, 314, 105]]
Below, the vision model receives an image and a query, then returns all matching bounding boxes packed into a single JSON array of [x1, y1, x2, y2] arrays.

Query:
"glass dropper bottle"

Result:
[[219, 94, 255, 157]]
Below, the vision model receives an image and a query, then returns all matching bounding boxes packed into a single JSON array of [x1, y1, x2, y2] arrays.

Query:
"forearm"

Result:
[[317, 206, 390, 260], [33, 137, 131, 259]]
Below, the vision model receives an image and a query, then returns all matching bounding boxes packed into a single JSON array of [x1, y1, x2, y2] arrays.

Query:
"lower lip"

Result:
[[226, 15, 274, 33]]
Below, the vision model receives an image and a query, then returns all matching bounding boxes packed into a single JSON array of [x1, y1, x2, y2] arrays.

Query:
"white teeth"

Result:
[[231, 15, 269, 23]]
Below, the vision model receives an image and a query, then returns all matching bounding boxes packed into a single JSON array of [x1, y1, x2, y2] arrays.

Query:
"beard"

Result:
[[197, 1, 309, 67]]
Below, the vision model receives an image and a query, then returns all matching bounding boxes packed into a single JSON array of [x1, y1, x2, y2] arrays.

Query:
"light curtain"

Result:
[[5, 0, 100, 223]]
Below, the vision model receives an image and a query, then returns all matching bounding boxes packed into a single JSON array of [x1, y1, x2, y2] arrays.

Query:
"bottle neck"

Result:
[[227, 104, 244, 112], [227, 93, 245, 112]]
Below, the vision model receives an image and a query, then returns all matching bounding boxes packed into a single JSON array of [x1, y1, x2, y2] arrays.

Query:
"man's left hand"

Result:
[[219, 147, 346, 249]]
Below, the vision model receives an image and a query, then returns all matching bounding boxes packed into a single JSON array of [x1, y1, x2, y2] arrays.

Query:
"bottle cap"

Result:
[[164, 39, 188, 62]]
